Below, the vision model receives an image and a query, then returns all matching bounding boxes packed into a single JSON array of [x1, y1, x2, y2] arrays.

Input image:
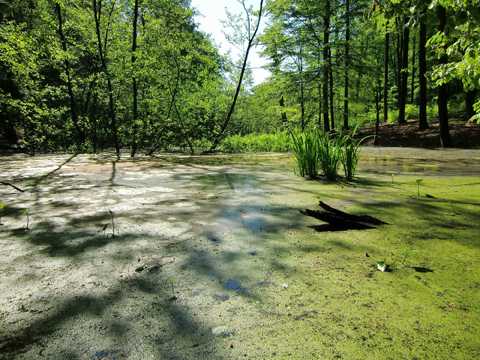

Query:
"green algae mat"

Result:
[[0, 148, 479, 359]]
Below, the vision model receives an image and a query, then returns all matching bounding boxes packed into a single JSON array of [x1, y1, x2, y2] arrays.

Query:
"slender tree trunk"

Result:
[[465, 90, 476, 119], [130, 0, 139, 157], [317, 53, 322, 127], [93, 0, 120, 157], [55, 3, 83, 145], [398, 17, 409, 124], [300, 82, 305, 130], [383, 30, 389, 123], [437, 5, 451, 147], [280, 95, 288, 126], [323, 0, 330, 132], [375, 86, 381, 145], [395, 22, 401, 99], [329, 47, 335, 130], [411, 33, 416, 104], [209, 0, 264, 151], [418, 17, 428, 130], [298, 48, 305, 130], [343, 0, 350, 129]]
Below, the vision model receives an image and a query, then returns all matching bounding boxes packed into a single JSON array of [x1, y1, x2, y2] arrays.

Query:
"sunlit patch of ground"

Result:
[[0, 148, 479, 359]]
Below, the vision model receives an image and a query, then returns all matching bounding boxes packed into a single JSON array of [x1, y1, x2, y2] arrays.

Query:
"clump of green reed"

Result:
[[290, 128, 368, 182], [290, 129, 322, 178], [318, 134, 343, 181], [339, 129, 372, 181]]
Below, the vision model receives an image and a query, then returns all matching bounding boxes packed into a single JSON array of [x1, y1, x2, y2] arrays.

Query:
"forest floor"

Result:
[[359, 119, 480, 148], [0, 148, 479, 359]]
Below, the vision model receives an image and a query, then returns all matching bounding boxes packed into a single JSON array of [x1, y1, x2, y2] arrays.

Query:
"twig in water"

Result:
[[0, 181, 25, 193], [109, 210, 115, 238]]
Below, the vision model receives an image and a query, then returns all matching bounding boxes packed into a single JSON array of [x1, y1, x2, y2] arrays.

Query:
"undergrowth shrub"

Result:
[[220, 132, 291, 153]]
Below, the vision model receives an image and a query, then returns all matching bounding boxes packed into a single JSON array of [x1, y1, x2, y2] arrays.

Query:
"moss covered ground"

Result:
[[0, 148, 479, 359]]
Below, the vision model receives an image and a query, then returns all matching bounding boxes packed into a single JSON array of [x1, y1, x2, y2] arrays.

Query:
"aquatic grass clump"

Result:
[[318, 135, 343, 181], [290, 129, 322, 178], [291, 128, 368, 181], [340, 130, 372, 181]]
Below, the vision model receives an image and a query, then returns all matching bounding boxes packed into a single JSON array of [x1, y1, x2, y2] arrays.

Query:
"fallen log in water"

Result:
[[301, 202, 387, 232], [318, 201, 388, 225]]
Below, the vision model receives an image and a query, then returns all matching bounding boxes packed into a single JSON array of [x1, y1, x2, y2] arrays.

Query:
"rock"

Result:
[[212, 326, 234, 337], [224, 279, 244, 292], [214, 293, 230, 302], [376, 261, 389, 272]]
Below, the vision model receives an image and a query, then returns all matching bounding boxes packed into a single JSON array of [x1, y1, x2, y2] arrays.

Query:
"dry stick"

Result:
[[0, 182, 25, 193]]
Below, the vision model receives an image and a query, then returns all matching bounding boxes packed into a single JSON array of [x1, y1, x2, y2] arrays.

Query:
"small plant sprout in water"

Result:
[[416, 179, 424, 199], [0, 201, 5, 225], [22, 208, 30, 231], [109, 209, 115, 238]]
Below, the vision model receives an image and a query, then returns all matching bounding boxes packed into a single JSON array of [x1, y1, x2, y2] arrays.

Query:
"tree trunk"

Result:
[[298, 48, 305, 130], [418, 17, 428, 130], [55, 3, 83, 145], [323, 0, 330, 132], [375, 85, 381, 145], [465, 90, 476, 119], [395, 22, 401, 101], [130, 0, 140, 157], [343, 0, 350, 130], [329, 47, 335, 130], [383, 30, 389, 123], [411, 33, 416, 104], [280, 96, 288, 126], [300, 82, 305, 130], [209, 0, 264, 151], [437, 5, 451, 147], [398, 17, 409, 124], [93, 0, 120, 157]]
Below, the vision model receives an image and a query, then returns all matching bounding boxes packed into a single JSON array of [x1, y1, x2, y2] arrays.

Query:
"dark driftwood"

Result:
[[0, 182, 25, 193], [301, 209, 374, 230], [318, 201, 388, 225], [301, 202, 387, 232]]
